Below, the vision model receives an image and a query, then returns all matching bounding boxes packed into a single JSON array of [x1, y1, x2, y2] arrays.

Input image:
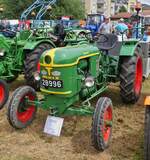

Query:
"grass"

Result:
[[0, 76, 149, 160]]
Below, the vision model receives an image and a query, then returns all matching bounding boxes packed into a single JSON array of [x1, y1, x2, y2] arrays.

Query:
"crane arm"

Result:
[[21, 0, 57, 20]]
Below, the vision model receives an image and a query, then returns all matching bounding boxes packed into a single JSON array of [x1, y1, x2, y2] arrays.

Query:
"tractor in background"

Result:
[[85, 14, 105, 36], [7, 33, 143, 151], [0, 29, 56, 88]]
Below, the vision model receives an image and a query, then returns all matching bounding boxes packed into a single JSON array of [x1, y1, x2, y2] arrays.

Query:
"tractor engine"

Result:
[[39, 45, 100, 103]]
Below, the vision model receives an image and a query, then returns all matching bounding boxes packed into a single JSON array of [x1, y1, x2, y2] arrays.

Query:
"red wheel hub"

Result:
[[134, 56, 143, 95], [0, 84, 5, 104], [37, 62, 40, 73], [103, 106, 112, 143], [17, 93, 35, 123]]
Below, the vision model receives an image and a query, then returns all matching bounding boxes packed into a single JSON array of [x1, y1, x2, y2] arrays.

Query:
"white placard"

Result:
[[44, 116, 64, 137]]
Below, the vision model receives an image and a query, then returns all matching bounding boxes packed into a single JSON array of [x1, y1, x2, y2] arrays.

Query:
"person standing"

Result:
[[114, 18, 128, 33], [98, 17, 112, 34]]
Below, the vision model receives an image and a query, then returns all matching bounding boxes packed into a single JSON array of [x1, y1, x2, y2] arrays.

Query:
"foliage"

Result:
[[52, 0, 85, 19], [0, 0, 85, 19]]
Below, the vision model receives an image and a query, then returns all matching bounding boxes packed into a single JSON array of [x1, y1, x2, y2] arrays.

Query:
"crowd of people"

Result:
[[0, 16, 147, 40], [98, 16, 142, 39]]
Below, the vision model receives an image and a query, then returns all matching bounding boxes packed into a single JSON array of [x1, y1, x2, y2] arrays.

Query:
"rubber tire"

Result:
[[120, 52, 143, 104], [24, 43, 53, 90], [7, 86, 22, 126], [0, 80, 9, 110], [144, 107, 150, 160], [91, 97, 113, 151], [7, 86, 37, 129]]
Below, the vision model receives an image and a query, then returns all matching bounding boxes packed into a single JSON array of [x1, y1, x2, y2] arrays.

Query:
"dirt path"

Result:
[[0, 77, 149, 160]]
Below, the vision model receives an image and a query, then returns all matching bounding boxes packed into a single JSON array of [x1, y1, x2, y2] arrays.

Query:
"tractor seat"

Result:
[[96, 34, 122, 56], [97, 34, 118, 50], [1, 30, 16, 38]]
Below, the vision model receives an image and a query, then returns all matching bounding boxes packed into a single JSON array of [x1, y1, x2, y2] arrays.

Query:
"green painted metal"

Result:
[[64, 29, 92, 45], [120, 39, 139, 56], [23, 39, 56, 50], [30, 43, 120, 116], [40, 44, 99, 65], [0, 30, 57, 81]]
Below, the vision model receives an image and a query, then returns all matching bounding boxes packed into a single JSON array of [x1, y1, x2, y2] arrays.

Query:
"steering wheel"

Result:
[[96, 33, 109, 43], [76, 31, 92, 41], [116, 29, 128, 36], [65, 30, 76, 39], [3, 29, 16, 34]]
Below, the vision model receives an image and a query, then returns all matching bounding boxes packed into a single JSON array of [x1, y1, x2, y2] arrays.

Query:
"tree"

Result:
[[0, 0, 85, 19], [52, 0, 85, 19], [0, 0, 35, 19]]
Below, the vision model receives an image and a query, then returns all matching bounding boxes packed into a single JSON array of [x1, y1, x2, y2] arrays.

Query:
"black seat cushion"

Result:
[[97, 34, 118, 51], [96, 34, 122, 56]]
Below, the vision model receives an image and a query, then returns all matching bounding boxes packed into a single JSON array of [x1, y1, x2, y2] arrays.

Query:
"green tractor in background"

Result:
[[0, 29, 56, 101], [0, 29, 55, 109], [7, 33, 143, 151]]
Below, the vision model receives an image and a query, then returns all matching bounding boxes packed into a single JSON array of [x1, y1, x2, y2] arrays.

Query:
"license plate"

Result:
[[41, 79, 63, 88]]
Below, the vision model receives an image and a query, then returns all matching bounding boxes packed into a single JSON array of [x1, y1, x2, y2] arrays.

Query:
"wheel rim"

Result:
[[134, 56, 143, 95], [17, 93, 35, 123], [37, 62, 40, 73], [103, 106, 112, 143], [0, 84, 5, 104]]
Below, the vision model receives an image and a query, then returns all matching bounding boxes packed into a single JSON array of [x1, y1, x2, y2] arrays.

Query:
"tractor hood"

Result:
[[40, 44, 99, 67]]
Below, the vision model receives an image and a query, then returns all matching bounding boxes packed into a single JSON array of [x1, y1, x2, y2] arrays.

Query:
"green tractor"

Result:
[[7, 33, 143, 151], [0, 29, 56, 108]]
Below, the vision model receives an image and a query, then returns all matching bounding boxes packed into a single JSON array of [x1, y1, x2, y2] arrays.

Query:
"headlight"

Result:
[[85, 76, 95, 88], [0, 49, 5, 56], [41, 70, 47, 76], [34, 72, 41, 81]]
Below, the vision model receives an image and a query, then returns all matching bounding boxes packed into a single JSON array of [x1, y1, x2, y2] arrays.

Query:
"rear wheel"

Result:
[[24, 43, 53, 90], [120, 52, 143, 104], [7, 86, 37, 129], [0, 80, 9, 110], [144, 107, 150, 160], [91, 97, 113, 151]]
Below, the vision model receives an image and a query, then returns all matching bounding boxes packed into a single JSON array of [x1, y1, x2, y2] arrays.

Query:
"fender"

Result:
[[23, 39, 56, 50], [145, 96, 150, 106], [120, 41, 141, 56]]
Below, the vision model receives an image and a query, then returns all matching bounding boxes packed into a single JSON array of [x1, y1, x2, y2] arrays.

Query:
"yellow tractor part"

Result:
[[144, 96, 150, 106]]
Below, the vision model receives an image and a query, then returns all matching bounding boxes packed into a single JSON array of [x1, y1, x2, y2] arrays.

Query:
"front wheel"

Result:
[[91, 97, 113, 151], [7, 86, 37, 129], [144, 107, 150, 160], [0, 80, 9, 110]]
